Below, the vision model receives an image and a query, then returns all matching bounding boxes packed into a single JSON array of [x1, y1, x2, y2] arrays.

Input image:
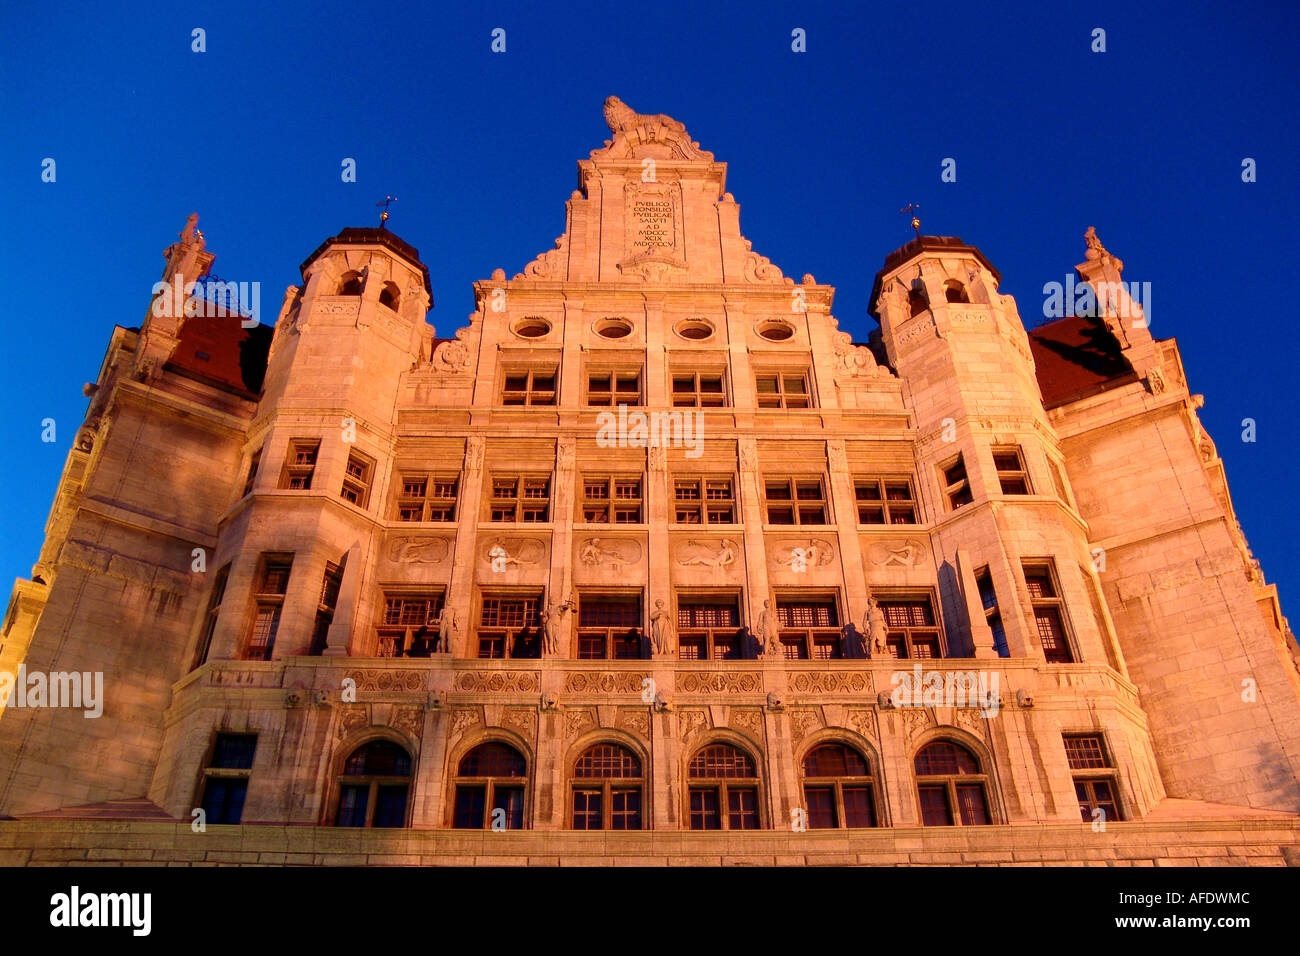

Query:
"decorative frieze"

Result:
[[455, 671, 539, 693], [678, 672, 762, 694]]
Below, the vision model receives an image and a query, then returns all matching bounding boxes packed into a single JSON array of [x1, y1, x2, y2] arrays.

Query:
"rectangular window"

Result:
[[854, 477, 917, 524], [580, 476, 643, 524], [776, 598, 841, 660], [192, 564, 230, 670], [245, 555, 292, 661], [489, 476, 551, 522], [1064, 734, 1122, 822], [671, 371, 727, 408], [941, 454, 973, 510], [677, 595, 743, 660], [242, 448, 262, 498], [755, 372, 811, 409], [764, 477, 827, 525], [993, 446, 1031, 495], [1023, 561, 1074, 663], [280, 439, 320, 490], [376, 591, 445, 658], [673, 476, 735, 524], [689, 788, 721, 830], [396, 474, 458, 522], [340, 451, 374, 508], [198, 733, 256, 825], [502, 369, 557, 406], [308, 561, 343, 656], [877, 595, 942, 659], [576, 593, 643, 660], [974, 568, 1008, 657], [586, 370, 641, 407], [478, 594, 541, 659]]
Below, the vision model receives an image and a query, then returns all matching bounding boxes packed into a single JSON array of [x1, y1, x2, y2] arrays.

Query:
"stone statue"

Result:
[[756, 599, 781, 656], [436, 607, 457, 654], [863, 596, 888, 656], [540, 593, 576, 656], [649, 598, 674, 656], [603, 96, 685, 135]]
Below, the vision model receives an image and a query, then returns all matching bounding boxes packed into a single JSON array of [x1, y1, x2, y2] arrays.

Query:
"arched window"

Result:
[[338, 272, 364, 296], [571, 742, 643, 830], [944, 279, 971, 303], [801, 742, 878, 828], [379, 281, 401, 311], [452, 741, 527, 829], [335, 739, 411, 828], [908, 287, 928, 317], [687, 742, 761, 830], [914, 740, 991, 826]]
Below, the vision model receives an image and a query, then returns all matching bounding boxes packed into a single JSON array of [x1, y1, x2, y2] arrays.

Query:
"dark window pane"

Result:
[[335, 784, 369, 828], [372, 785, 408, 827], [344, 740, 411, 777], [918, 785, 952, 826], [915, 741, 981, 776], [453, 786, 486, 829], [803, 743, 869, 778], [494, 787, 525, 830], [956, 784, 990, 825], [805, 786, 836, 829], [572, 789, 602, 830], [573, 743, 642, 778], [728, 788, 760, 829], [842, 786, 877, 828], [689, 744, 755, 778], [201, 778, 247, 825], [459, 742, 527, 777], [689, 788, 720, 830]]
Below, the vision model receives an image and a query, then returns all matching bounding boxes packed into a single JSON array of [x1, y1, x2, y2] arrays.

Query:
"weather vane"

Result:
[[377, 196, 397, 229], [900, 203, 921, 239]]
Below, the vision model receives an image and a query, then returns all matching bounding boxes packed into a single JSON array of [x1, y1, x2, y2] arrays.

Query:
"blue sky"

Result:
[[1, 0, 1296, 623]]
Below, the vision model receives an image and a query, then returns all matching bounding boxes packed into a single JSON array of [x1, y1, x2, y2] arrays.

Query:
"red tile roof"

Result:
[[166, 306, 272, 397], [1029, 313, 1138, 409]]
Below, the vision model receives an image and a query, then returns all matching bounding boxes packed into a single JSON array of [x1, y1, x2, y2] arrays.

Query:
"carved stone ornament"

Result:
[[483, 536, 546, 568], [771, 538, 834, 571], [866, 538, 926, 568], [386, 536, 450, 565], [677, 708, 709, 740], [450, 707, 481, 736], [455, 671, 539, 693], [578, 537, 643, 569], [674, 538, 738, 569], [730, 708, 764, 740], [831, 329, 879, 379]]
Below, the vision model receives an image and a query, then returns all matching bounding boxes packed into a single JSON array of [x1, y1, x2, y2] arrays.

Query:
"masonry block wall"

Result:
[[1, 99, 1295, 861]]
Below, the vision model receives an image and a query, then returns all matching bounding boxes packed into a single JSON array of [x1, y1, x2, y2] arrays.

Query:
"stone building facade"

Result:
[[1, 98, 1298, 865]]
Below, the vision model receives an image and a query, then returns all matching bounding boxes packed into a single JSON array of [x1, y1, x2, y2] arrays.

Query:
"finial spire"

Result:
[[376, 196, 397, 229], [900, 203, 921, 240]]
